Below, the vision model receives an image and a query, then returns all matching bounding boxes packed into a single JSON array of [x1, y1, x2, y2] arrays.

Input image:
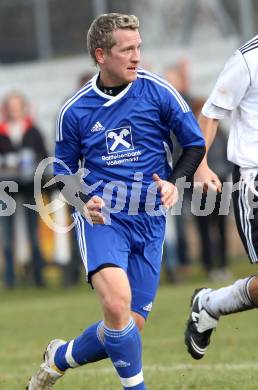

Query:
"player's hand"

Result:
[[152, 173, 179, 208], [83, 195, 105, 224], [194, 162, 222, 193]]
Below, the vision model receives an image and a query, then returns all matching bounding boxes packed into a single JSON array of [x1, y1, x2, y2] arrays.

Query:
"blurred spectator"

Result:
[[162, 60, 193, 282], [61, 71, 94, 287], [164, 59, 232, 282], [165, 58, 205, 115], [0, 92, 48, 288], [189, 96, 232, 281], [78, 72, 94, 87], [194, 124, 233, 281], [165, 58, 190, 100]]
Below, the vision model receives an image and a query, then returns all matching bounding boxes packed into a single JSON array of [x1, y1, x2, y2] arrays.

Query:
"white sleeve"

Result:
[[202, 101, 229, 120], [204, 50, 250, 112]]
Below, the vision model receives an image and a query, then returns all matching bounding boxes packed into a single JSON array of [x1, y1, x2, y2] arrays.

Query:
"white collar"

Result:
[[92, 73, 133, 107]]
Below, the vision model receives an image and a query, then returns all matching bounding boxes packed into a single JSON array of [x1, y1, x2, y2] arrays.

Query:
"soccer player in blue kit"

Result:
[[28, 13, 205, 390]]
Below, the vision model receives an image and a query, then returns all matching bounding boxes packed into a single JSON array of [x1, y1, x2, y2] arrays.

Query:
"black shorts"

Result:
[[232, 165, 258, 263]]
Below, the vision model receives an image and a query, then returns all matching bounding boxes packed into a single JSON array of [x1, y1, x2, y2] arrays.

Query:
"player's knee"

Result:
[[103, 295, 131, 324], [248, 275, 258, 306], [133, 313, 145, 331]]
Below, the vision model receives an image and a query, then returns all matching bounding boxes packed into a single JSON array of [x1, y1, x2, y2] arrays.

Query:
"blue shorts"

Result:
[[73, 211, 166, 319]]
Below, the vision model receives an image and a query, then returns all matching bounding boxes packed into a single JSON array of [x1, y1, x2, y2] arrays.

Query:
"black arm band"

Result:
[[168, 146, 206, 184]]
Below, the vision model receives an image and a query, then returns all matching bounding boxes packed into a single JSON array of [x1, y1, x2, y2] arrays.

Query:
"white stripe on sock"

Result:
[[120, 370, 144, 387], [97, 321, 105, 346], [104, 318, 135, 338], [65, 340, 79, 368]]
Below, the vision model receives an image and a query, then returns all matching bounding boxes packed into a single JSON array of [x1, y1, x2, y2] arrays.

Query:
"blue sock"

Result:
[[104, 318, 146, 390], [54, 321, 108, 371]]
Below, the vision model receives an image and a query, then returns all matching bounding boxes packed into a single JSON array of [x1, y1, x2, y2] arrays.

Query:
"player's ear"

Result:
[[95, 48, 105, 65]]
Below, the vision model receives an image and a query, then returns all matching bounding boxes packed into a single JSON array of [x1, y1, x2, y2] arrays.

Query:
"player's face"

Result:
[[99, 29, 141, 86]]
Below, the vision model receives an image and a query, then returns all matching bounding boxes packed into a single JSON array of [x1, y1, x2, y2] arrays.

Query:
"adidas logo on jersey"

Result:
[[91, 121, 105, 132], [143, 302, 153, 312]]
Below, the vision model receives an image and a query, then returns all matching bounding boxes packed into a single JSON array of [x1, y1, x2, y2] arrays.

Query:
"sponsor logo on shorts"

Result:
[[114, 360, 131, 368]]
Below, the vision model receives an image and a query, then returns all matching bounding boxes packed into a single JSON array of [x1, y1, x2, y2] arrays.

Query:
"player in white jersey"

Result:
[[27, 13, 205, 389], [185, 35, 258, 360]]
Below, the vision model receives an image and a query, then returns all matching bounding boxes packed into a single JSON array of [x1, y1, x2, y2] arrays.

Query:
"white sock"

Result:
[[201, 277, 255, 318]]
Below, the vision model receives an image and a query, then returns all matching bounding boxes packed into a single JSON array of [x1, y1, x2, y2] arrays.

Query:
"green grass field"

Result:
[[1, 260, 258, 390]]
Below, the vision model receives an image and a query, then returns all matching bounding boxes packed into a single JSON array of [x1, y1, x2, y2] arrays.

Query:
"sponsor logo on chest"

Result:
[[105, 126, 134, 154]]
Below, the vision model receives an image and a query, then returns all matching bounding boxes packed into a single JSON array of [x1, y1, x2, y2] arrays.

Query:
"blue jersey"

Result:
[[54, 69, 204, 211]]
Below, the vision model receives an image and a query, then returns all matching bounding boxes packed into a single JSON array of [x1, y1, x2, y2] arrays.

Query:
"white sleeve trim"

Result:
[[202, 100, 230, 120]]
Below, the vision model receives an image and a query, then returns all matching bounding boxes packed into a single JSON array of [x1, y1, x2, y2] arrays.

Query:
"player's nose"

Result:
[[131, 48, 140, 63]]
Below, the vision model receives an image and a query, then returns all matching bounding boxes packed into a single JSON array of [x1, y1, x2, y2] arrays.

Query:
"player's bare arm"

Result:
[[195, 114, 221, 192]]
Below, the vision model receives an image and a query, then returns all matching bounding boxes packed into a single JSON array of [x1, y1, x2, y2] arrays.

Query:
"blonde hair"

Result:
[[87, 13, 139, 64]]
